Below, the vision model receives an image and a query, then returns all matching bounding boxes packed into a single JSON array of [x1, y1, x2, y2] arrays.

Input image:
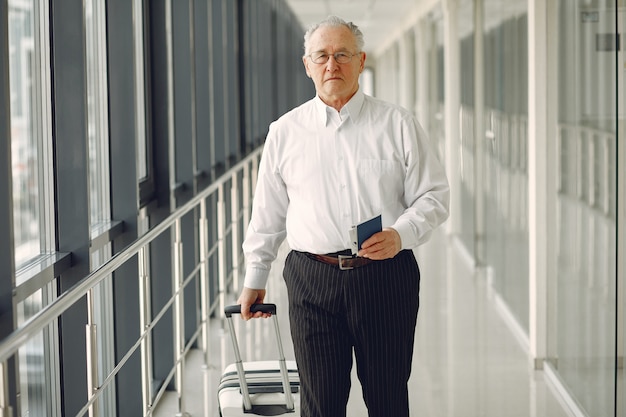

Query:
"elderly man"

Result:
[[237, 15, 449, 417]]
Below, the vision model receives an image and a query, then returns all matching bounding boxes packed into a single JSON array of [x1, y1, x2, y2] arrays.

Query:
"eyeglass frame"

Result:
[[305, 51, 362, 65]]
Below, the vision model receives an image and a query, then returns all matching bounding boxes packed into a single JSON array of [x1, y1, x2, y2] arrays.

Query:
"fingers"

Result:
[[236, 287, 269, 320], [358, 228, 401, 260]]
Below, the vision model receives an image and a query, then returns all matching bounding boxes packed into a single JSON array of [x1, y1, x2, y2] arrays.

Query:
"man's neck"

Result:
[[319, 89, 358, 112]]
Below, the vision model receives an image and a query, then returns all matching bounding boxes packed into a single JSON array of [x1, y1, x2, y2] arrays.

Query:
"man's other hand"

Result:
[[358, 227, 402, 260], [236, 287, 269, 320]]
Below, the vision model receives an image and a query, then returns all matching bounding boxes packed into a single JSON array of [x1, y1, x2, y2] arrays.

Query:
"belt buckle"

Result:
[[337, 254, 354, 270]]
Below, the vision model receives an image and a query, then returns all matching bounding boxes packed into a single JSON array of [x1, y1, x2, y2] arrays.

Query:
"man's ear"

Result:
[[302, 56, 311, 78]]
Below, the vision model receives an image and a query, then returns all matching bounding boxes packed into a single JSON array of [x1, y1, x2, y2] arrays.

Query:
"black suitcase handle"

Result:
[[224, 303, 276, 318]]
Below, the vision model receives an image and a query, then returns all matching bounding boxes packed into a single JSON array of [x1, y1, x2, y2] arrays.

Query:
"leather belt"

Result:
[[308, 253, 373, 270]]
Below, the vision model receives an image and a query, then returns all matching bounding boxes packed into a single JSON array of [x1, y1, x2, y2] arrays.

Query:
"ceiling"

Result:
[[284, 0, 423, 55]]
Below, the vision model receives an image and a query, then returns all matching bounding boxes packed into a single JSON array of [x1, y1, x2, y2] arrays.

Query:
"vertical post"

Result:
[[217, 184, 227, 314], [231, 172, 240, 291], [443, 0, 462, 236], [52, 0, 92, 413], [138, 245, 153, 415], [0, 0, 17, 413], [252, 152, 259, 194], [165, 0, 177, 211], [172, 220, 189, 416], [242, 163, 251, 238], [617, 0, 626, 396], [85, 290, 99, 417], [473, 0, 486, 265], [528, 0, 554, 368], [199, 199, 211, 367], [0, 362, 13, 417], [415, 20, 431, 130]]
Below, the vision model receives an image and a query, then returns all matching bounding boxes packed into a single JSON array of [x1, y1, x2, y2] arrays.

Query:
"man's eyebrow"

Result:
[[311, 48, 351, 54]]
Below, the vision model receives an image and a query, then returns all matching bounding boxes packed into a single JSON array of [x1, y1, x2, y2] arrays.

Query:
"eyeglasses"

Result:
[[307, 51, 361, 64]]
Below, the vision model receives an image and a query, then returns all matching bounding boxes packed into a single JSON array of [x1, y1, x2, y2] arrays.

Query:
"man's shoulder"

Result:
[[277, 97, 316, 120], [363, 94, 413, 118], [267, 98, 317, 134]]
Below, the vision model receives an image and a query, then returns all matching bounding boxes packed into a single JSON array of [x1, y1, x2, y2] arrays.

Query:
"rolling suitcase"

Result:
[[218, 304, 300, 416]]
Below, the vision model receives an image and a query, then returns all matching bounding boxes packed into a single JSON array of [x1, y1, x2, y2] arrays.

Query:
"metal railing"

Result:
[[0, 146, 263, 417]]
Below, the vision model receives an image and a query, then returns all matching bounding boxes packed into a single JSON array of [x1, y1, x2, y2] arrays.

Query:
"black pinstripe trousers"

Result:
[[283, 249, 420, 417]]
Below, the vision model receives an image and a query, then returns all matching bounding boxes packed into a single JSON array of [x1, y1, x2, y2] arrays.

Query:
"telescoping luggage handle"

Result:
[[224, 304, 295, 413]]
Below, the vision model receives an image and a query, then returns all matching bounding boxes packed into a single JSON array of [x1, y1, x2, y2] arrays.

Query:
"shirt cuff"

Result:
[[243, 266, 270, 290], [392, 219, 418, 250]]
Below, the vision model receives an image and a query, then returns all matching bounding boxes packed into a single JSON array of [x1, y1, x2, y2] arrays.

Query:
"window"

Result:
[[86, 0, 111, 227], [133, 0, 149, 182], [85, 1, 117, 414], [9, 0, 54, 270]]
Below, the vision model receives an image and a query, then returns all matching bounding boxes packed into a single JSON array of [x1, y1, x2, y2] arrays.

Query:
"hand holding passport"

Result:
[[349, 214, 382, 255]]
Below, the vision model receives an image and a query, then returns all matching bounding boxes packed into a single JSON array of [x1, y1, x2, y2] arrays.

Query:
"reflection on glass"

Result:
[[9, 0, 40, 267], [17, 287, 58, 417], [90, 245, 116, 415], [85, 3, 116, 412], [482, 0, 529, 333], [134, 0, 148, 180], [85, 0, 110, 226], [551, 2, 617, 416], [458, 0, 475, 258]]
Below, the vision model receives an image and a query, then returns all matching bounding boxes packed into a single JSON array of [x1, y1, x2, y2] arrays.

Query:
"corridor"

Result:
[[154, 229, 574, 417]]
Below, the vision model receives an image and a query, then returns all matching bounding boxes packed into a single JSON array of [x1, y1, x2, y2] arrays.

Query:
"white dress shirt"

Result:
[[242, 88, 450, 289]]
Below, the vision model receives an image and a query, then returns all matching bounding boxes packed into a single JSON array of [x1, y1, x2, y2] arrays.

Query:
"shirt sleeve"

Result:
[[241, 128, 289, 289], [391, 116, 450, 249]]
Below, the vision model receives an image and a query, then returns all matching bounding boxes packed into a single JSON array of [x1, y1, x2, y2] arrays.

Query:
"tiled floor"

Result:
[[153, 229, 575, 417]]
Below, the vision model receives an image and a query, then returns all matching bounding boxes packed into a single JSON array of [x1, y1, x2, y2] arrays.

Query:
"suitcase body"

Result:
[[218, 360, 300, 416], [218, 304, 301, 416]]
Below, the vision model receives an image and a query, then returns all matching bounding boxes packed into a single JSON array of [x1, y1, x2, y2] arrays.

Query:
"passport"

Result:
[[349, 214, 382, 255]]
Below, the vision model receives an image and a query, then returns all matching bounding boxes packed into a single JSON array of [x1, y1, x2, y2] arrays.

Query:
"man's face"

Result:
[[303, 25, 366, 107]]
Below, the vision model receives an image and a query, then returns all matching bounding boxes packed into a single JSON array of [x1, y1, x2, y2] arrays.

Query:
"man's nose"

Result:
[[326, 55, 340, 70]]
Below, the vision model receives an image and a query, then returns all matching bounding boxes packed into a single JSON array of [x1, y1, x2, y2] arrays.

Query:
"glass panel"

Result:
[[90, 245, 116, 415], [210, 0, 226, 170], [482, 0, 529, 333], [550, 2, 618, 416], [423, 7, 445, 161], [8, 0, 53, 268], [458, 0, 475, 257], [134, 0, 148, 180], [85, 0, 110, 226], [85, 5, 115, 412], [17, 285, 60, 417], [17, 292, 45, 417], [9, 3, 57, 411]]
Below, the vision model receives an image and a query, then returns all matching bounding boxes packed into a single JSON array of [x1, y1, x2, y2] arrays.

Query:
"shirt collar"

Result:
[[314, 88, 365, 126]]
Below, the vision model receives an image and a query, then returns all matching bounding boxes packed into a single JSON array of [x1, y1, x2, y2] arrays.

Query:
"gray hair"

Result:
[[303, 16, 365, 55]]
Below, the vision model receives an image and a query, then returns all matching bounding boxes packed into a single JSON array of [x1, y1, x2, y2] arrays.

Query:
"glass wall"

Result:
[[8, 0, 54, 269], [458, 0, 475, 258], [482, 0, 529, 333], [85, 0, 110, 228], [8, 1, 60, 415], [373, 0, 622, 414], [426, 7, 445, 160], [548, 2, 618, 416], [85, 1, 116, 414], [2, 0, 310, 414]]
